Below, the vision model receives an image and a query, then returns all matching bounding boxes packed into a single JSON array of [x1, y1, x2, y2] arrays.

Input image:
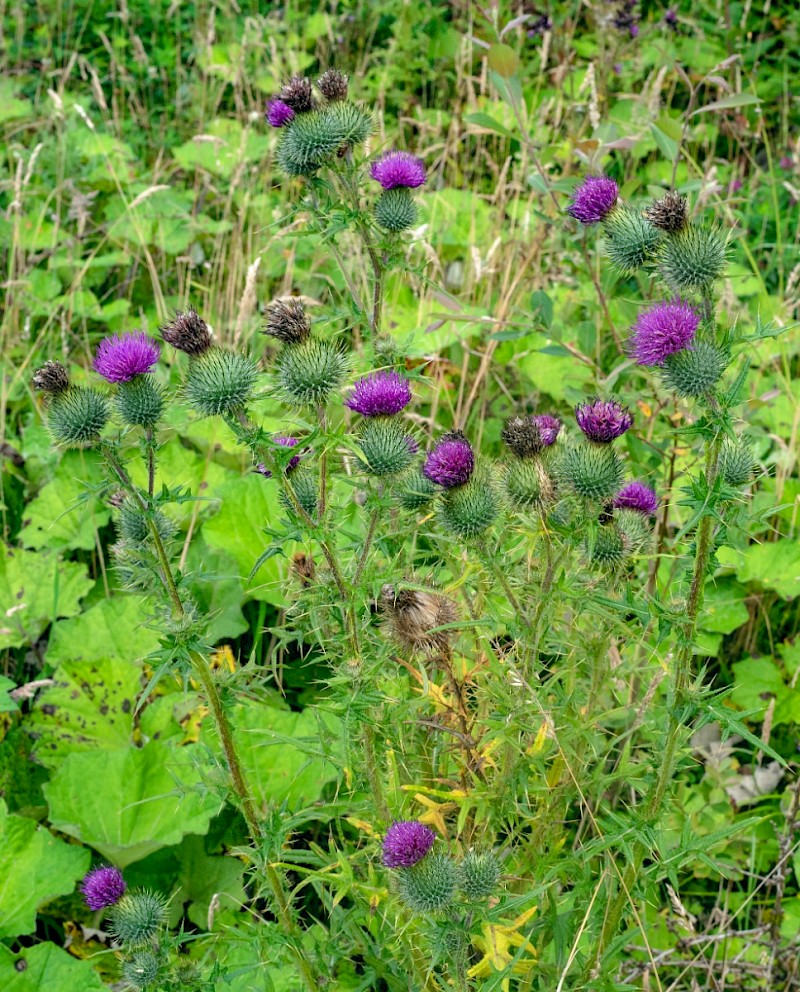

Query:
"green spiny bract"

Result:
[[602, 205, 661, 274], [108, 891, 167, 948], [615, 508, 653, 555], [375, 188, 418, 232], [280, 469, 318, 520], [439, 475, 499, 538], [397, 469, 438, 510], [118, 502, 177, 546], [660, 341, 727, 397], [720, 437, 756, 486], [184, 348, 258, 416], [121, 949, 161, 990], [275, 338, 348, 406], [276, 103, 372, 176], [588, 523, 626, 566], [47, 387, 109, 447], [115, 377, 164, 428], [397, 853, 457, 913], [357, 420, 416, 477], [561, 444, 623, 501], [504, 459, 554, 509], [458, 850, 501, 899], [658, 225, 727, 291]]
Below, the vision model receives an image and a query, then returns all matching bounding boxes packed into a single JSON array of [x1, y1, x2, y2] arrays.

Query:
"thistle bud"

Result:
[[645, 191, 688, 233], [279, 469, 318, 520], [275, 339, 348, 407], [660, 342, 727, 397], [264, 298, 311, 346], [108, 891, 167, 947], [358, 420, 417, 476], [33, 360, 70, 394], [118, 502, 177, 546], [659, 226, 727, 292], [397, 470, 438, 510], [720, 437, 755, 486], [561, 444, 623, 501], [277, 103, 372, 176], [603, 205, 661, 274], [397, 853, 457, 914], [504, 459, 554, 509], [615, 508, 653, 554], [160, 308, 213, 356], [47, 387, 109, 447], [380, 586, 459, 654], [588, 523, 626, 566], [439, 475, 499, 538], [184, 348, 258, 417], [121, 950, 161, 990], [317, 68, 349, 102], [458, 850, 501, 899], [115, 377, 164, 428], [375, 188, 418, 232]]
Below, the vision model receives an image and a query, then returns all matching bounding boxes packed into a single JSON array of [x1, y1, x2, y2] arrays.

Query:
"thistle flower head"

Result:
[[160, 308, 213, 356], [266, 99, 295, 127], [502, 416, 543, 458], [93, 332, 160, 384], [81, 865, 127, 910], [575, 399, 633, 443], [382, 820, 436, 867], [613, 481, 658, 516], [345, 370, 412, 417], [317, 68, 349, 102], [533, 414, 562, 446], [279, 74, 316, 113], [264, 298, 311, 345], [645, 190, 688, 233], [630, 299, 700, 366], [33, 360, 69, 393], [370, 151, 426, 190], [256, 436, 302, 477], [567, 175, 619, 224], [423, 431, 475, 488]]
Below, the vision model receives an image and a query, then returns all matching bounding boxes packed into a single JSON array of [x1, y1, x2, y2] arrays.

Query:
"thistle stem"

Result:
[[145, 428, 155, 499]]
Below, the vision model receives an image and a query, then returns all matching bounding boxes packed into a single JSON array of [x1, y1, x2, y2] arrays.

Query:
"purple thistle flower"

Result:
[[81, 866, 126, 910], [93, 332, 160, 384], [266, 99, 295, 128], [256, 436, 302, 477], [614, 481, 658, 516], [567, 175, 619, 225], [423, 432, 475, 489], [345, 370, 412, 417], [629, 299, 700, 367], [575, 399, 633, 443], [533, 414, 561, 447], [382, 820, 436, 868], [370, 151, 426, 190]]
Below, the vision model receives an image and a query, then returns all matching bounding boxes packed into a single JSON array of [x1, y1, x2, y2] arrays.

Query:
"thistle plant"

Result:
[[30, 68, 775, 992]]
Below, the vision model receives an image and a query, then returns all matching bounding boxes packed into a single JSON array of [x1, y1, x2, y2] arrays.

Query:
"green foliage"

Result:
[[0, 944, 106, 992]]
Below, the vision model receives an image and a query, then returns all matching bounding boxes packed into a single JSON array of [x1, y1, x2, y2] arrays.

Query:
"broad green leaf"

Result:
[[0, 943, 106, 992], [175, 834, 246, 929], [46, 594, 161, 665], [0, 800, 90, 938], [18, 450, 109, 551], [44, 743, 222, 867], [0, 80, 33, 123], [718, 540, 800, 600], [700, 578, 749, 634], [649, 121, 679, 163], [0, 547, 92, 650], [228, 703, 340, 810], [201, 474, 286, 605], [28, 656, 143, 768], [185, 538, 248, 643], [691, 92, 761, 115], [172, 119, 271, 178], [465, 112, 515, 139], [730, 657, 785, 714]]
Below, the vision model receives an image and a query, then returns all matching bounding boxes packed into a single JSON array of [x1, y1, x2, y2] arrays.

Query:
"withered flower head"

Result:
[[291, 552, 316, 587], [279, 74, 316, 113], [264, 298, 311, 345], [160, 308, 213, 356], [32, 360, 70, 393], [317, 68, 349, 102], [501, 416, 543, 458], [380, 585, 459, 655], [645, 191, 688, 233]]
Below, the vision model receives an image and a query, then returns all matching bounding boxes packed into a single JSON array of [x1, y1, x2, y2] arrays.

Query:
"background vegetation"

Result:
[[1, 0, 799, 989]]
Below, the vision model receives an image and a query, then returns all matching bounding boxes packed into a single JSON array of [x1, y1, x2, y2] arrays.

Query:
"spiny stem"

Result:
[[145, 427, 155, 499]]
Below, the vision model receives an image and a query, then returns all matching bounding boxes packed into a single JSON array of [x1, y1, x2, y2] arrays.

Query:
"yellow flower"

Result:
[[467, 903, 538, 990]]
